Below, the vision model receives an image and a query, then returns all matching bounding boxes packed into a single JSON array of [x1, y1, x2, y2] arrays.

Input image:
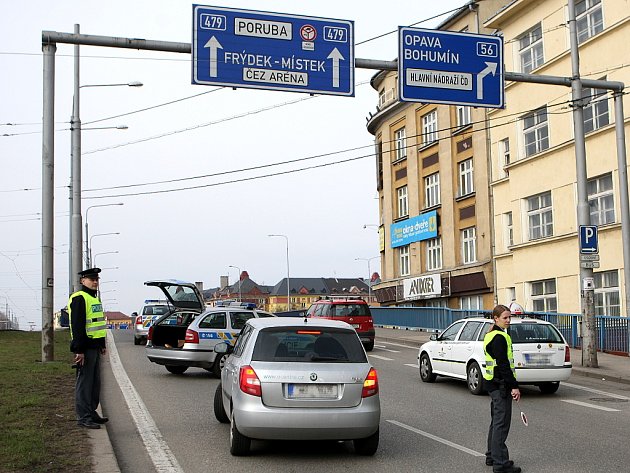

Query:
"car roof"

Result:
[[463, 316, 551, 324], [313, 298, 367, 304], [246, 317, 354, 329]]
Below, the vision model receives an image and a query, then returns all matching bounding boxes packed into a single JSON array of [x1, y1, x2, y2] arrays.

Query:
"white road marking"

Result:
[[107, 331, 184, 473], [388, 420, 484, 457], [562, 382, 630, 401], [368, 354, 393, 361], [377, 340, 421, 349], [561, 399, 620, 412], [375, 346, 401, 353], [405, 363, 420, 369]]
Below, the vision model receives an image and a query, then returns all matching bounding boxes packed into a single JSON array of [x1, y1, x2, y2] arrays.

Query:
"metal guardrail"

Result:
[[370, 306, 630, 355]]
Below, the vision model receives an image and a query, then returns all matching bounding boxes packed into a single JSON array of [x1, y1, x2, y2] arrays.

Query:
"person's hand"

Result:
[[511, 388, 521, 402], [74, 353, 85, 366]]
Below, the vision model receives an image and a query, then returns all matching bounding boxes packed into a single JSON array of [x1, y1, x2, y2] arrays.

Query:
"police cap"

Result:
[[78, 267, 101, 279]]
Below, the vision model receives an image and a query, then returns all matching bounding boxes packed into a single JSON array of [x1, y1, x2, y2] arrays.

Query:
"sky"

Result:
[[0, 0, 465, 329]]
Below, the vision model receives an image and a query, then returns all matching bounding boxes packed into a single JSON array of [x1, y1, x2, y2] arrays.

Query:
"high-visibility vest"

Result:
[[483, 329, 516, 381], [68, 291, 106, 340]]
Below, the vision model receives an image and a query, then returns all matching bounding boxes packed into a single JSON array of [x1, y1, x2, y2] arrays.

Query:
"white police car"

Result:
[[144, 280, 275, 376], [133, 299, 170, 345], [418, 315, 572, 395]]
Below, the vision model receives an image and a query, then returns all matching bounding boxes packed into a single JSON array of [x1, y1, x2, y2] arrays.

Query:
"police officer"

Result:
[[484, 304, 522, 473], [68, 267, 108, 429]]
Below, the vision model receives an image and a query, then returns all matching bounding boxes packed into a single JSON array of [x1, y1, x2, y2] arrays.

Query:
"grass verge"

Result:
[[0, 330, 91, 473]]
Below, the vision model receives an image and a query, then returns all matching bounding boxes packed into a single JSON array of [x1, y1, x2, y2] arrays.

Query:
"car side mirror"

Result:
[[429, 333, 437, 341], [214, 342, 233, 355]]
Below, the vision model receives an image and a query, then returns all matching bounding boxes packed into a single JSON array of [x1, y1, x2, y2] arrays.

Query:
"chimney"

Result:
[[195, 281, 203, 293], [220, 275, 229, 290]]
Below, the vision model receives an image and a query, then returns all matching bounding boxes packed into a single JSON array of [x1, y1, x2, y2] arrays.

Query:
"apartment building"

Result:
[[486, 0, 629, 315], [366, 0, 509, 309]]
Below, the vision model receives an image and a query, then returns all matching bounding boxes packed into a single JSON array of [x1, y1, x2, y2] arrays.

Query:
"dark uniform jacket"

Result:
[[69, 285, 106, 353], [484, 326, 519, 392]]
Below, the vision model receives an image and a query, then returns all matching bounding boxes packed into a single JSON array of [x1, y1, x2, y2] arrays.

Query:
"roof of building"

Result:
[[104, 311, 131, 321], [271, 277, 370, 296]]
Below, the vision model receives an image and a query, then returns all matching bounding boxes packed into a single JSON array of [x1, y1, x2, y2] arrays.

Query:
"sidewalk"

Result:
[[375, 326, 630, 385]]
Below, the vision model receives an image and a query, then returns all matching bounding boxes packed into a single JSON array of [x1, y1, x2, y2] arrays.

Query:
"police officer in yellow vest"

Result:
[[69, 267, 108, 429], [483, 305, 522, 473]]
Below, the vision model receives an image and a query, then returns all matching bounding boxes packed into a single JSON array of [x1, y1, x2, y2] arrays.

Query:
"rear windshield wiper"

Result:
[[308, 355, 345, 362]]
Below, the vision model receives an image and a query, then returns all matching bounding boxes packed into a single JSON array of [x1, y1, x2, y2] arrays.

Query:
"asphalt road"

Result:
[[102, 330, 630, 473]]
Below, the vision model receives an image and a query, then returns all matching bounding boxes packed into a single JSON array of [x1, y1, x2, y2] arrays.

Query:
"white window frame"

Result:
[[456, 105, 471, 128], [424, 173, 440, 208], [498, 138, 510, 178], [460, 295, 483, 311], [422, 110, 438, 146], [582, 83, 609, 133], [530, 279, 557, 312], [588, 173, 615, 226], [527, 191, 553, 240], [594, 270, 620, 316], [394, 127, 407, 161], [459, 158, 474, 197], [518, 23, 544, 73], [399, 245, 410, 276], [522, 107, 549, 157], [504, 212, 514, 249], [461, 226, 477, 264], [426, 237, 442, 271], [397, 186, 409, 219], [576, 0, 603, 44]]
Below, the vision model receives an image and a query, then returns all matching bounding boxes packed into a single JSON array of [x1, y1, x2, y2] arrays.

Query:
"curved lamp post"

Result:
[[268, 234, 290, 311], [228, 265, 242, 302]]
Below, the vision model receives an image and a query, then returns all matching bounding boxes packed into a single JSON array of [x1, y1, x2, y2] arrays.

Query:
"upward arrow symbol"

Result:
[[476, 62, 498, 100], [204, 36, 223, 78], [327, 48, 344, 88]]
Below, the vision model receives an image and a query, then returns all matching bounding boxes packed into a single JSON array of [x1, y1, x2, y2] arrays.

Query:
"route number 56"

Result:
[[477, 42, 498, 58]]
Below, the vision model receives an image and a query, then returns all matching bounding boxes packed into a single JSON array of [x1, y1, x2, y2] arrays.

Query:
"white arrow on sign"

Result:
[[327, 47, 344, 88], [476, 62, 498, 100], [204, 36, 223, 78]]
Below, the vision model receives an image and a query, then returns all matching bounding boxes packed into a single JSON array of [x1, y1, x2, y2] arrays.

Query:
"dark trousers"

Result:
[[75, 348, 101, 423], [486, 387, 513, 469]]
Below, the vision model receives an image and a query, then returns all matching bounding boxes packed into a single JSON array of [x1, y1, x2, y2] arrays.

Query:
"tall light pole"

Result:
[[92, 251, 118, 268], [84, 203, 124, 271], [228, 265, 242, 301], [69, 23, 141, 292], [269, 234, 290, 311], [88, 232, 120, 268], [355, 256, 380, 304]]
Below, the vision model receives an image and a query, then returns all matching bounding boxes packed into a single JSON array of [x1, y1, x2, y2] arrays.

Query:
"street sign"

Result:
[[192, 5, 354, 96], [580, 261, 600, 269], [579, 225, 599, 254], [580, 254, 600, 261], [398, 28, 503, 108]]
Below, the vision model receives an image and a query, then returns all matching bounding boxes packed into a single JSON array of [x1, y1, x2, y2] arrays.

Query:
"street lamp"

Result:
[[355, 256, 380, 304], [268, 234, 290, 311], [84, 203, 124, 269], [228, 265, 242, 301], [88, 232, 120, 268], [92, 251, 118, 268]]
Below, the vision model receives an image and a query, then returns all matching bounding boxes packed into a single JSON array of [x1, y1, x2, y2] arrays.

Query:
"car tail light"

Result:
[[565, 346, 571, 363], [147, 325, 154, 341], [185, 329, 199, 344], [362, 368, 379, 398], [239, 365, 262, 397]]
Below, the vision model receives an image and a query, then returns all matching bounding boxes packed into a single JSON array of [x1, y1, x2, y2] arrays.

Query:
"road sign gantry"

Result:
[[192, 5, 354, 96]]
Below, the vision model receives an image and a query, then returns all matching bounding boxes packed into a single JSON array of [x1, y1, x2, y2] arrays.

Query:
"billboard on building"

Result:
[[390, 210, 438, 248], [403, 274, 442, 300]]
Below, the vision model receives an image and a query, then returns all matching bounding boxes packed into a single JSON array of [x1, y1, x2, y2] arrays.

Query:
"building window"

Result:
[[461, 227, 477, 264], [426, 237, 442, 271], [507, 287, 516, 305], [576, 0, 603, 44], [456, 106, 471, 128], [530, 279, 557, 312], [422, 110, 438, 146], [424, 173, 440, 208], [498, 138, 510, 178], [583, 83, 609, 133], [505, 212, 514, 248], [594, 270, 620, 316], [527, 191, 553, 240], [394, 127, 407, 161], [397, 186, 409, 218], [459, 158, 474, 197], [460, 295, 483, 310], [399, 245, 410, 276], [425, 299, 447, 308], [588, 173, 615, 225], [522, 107, 549, 157], [518, 23, 544, 73]]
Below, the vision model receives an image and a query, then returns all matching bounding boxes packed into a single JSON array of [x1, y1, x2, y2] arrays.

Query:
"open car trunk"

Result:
[[149, 311, 197, 348]]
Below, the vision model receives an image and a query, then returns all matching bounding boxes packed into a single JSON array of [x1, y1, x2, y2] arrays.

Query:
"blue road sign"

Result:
[[398, 28, 503, 108], [192, 5, 354, 96], [579, 225, 599, 254]]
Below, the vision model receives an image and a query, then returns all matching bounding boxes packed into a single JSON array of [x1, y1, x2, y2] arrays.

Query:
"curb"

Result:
[[88, 408, 121, 473]]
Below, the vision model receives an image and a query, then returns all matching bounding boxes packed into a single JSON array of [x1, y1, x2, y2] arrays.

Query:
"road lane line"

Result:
[[368, 354, 393, 361], [387, 420, 484, 457], [405, 363, 420, 368], [378, 340, 421, 349], [561, 399, 620, 412], [375, 347, 401, 353], [562, 382, 630, 400], [107, 331, 184, 473]]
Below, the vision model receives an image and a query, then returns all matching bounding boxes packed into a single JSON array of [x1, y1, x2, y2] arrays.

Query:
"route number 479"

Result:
[[477, 42, 498, 58], [200, 14, 227, 31]]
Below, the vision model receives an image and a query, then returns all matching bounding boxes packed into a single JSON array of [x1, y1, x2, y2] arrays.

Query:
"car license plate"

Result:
[[524, 353, 551, 366], [352, 324, 361, 328], [287, 384, 338, 399]]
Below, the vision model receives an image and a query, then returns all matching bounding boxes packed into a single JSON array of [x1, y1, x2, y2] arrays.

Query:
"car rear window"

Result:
[[143, 305, 169, 316], [509, 323, 564, 344], [251, 327, 367, 363], [330, 304, 370, 317]]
